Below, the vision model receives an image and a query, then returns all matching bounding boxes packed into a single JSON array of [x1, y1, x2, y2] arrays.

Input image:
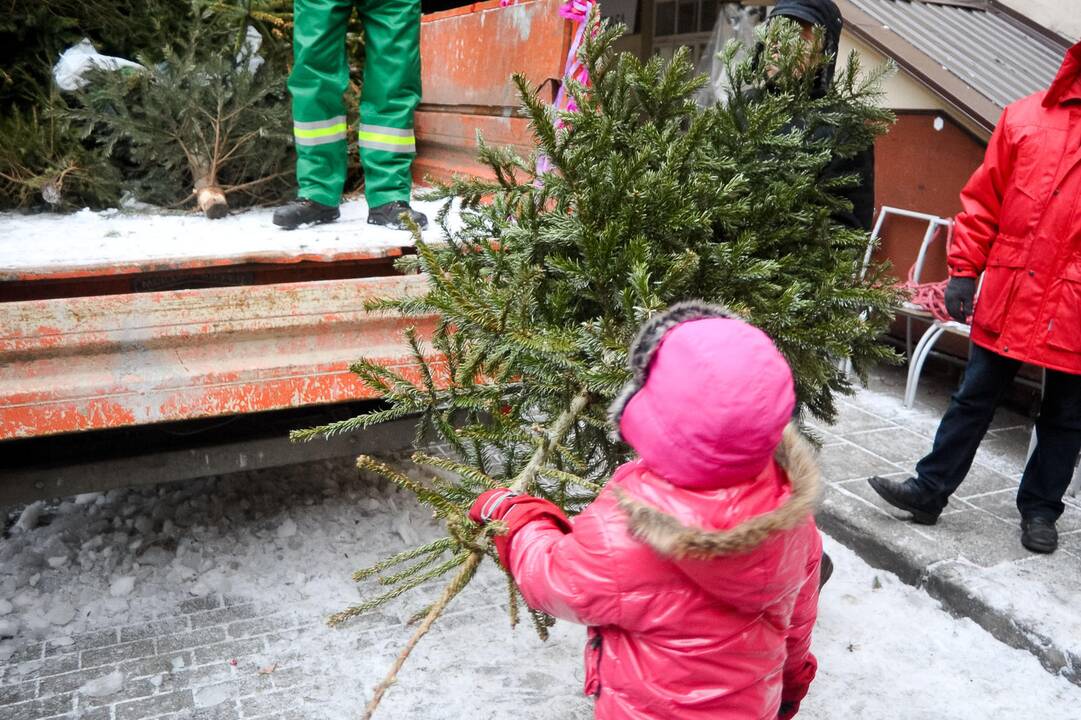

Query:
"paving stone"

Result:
[[190, 605, 259, 631], [0, 680, 37, 706], [115, 689, 194, 720], [81, 677, 157, 709], [975, 435, 1030, 477], [953, 462, 1019, 499], [190, 702, 242, 720], [179, 596, 223, 615], [817, 442, 904, 483], [73, 706, 111, 720], [39, 666, 115, 697], [9, 653, 79, 683], [120, 618, 190, 643], [193, 639, 264, 666], [933, 509, 1035, 567], [268, 667, 304, 691], [239, 687, 310, 718], [5, 643, 45, 665], [845, 427, 932, 465], [46, 630, 119, 658], [2, 692, 73, 720], [822, 403, 894, 435], [966, 490, 1081, 534], [157, 628, 228, 656], [81, 640, 156, 670], [226, 616, 302, 642], [117, 651, 194, 680]]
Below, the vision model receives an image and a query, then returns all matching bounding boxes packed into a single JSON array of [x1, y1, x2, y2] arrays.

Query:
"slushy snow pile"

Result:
[[2, 455, 1080, 718]]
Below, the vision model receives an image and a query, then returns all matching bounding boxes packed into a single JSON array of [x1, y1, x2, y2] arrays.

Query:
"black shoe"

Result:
[[818, 551, 834, 590], [1020, 516, 1058, 554], [368, 201, 428, 230], [867, 476, 941, 525], [272, 198, 340, 230]]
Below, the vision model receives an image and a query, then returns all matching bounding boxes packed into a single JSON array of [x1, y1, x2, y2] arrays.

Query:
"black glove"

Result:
[[779, 700, 799, 719], [944, 277, 977, 323]]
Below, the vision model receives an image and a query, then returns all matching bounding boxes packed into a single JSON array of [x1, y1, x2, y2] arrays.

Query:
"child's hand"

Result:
[[469, 488, 520, 524], [778, 700, 799, 719], [468, 489, 573, 567]]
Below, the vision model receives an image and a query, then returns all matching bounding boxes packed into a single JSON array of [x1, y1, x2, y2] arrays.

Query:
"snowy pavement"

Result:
[[3, 449, 1080, 719], [0, 196, 460, 281], [812, 364, 1081, 683]]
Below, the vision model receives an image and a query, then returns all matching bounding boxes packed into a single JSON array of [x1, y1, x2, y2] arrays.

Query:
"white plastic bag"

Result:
[[237, 26, 265, 75], [696, 5, 769, 107], [53, 39, 144, 92]]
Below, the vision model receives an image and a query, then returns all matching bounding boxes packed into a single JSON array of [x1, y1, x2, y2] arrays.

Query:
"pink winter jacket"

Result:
[[505, 304, 823, 719]]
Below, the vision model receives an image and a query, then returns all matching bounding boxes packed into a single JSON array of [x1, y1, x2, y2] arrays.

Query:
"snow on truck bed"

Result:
[[0, 197, 459, 282]]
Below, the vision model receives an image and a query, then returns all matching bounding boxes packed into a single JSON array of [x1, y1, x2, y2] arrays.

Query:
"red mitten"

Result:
[[469, 489, 572, 567]]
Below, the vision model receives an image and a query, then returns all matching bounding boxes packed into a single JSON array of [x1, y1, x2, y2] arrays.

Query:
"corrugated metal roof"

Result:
[[848, 0, 1065, 109]]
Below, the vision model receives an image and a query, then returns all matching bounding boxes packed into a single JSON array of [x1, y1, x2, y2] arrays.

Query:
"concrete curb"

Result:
[[817, 486, 1081, 687]]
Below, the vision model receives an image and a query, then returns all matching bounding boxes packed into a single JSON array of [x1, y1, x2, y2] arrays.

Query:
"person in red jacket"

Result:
[[869, 42, 1081, 554], [470, 302, 824, 720]]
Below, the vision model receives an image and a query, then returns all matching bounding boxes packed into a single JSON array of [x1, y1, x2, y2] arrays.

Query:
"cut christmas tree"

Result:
[[61, 11, 294, 218], [293, 14, 900, 716]]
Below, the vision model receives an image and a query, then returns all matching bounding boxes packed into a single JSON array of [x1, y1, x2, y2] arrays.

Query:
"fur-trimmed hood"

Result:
[[611, 422, 820, 609]]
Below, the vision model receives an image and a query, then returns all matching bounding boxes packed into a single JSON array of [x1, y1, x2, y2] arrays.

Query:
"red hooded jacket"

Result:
[[500, 304, 823, 719], [950, 42, 1081, 374]]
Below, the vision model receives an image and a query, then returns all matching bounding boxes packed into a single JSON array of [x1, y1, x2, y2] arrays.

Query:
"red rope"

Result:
[[899, 265, 953, 324]]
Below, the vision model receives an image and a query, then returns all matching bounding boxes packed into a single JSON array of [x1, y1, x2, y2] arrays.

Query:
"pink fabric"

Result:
[[507, 461, 822, 720], [619, 318, 796, 489]]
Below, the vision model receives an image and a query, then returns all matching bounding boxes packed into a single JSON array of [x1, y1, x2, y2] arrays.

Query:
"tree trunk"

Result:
[[191, 158, 228, 220]]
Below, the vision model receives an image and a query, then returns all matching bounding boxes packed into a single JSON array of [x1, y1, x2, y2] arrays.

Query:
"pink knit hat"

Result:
[[609, 302, 796, 490]]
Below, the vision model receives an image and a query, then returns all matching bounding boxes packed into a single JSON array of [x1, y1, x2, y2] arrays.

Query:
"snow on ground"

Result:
[[0, 195, 461, 279], [1, 456, 1079, 718]]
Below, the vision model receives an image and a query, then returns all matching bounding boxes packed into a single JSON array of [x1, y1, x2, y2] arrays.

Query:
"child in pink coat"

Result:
[[470, 302, 823, 719]]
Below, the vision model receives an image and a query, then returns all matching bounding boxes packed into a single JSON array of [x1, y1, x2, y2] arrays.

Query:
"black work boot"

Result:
[[368, 200, 428, 230], [1020, 516, 1058, 554], [867, 476, 941, 525], [272, 198, 340, 230]]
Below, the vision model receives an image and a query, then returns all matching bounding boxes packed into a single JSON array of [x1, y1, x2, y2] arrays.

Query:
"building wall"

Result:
[[872, 112, 987, 282]]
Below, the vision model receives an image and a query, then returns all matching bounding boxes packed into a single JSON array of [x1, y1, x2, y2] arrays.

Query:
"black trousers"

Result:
[[913, 344, 1081, 520]]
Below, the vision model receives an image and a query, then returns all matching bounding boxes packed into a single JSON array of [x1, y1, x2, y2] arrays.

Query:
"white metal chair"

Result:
[[863, 206, 955, 408]]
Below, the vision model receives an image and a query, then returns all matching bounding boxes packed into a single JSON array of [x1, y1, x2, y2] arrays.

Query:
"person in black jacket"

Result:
[[760, 0, 876, 231]]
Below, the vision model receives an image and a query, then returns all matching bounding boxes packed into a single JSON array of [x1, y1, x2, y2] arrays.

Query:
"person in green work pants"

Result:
[[273, 0, 428, 230]]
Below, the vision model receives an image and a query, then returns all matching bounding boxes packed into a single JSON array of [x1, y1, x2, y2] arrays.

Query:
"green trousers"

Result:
[[289, 0, 421, 208]]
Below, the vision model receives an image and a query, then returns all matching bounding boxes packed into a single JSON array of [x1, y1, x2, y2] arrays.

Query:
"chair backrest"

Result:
[[862, 206, 953, 285]]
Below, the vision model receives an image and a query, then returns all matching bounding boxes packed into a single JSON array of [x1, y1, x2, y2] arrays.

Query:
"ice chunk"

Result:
[[0, 617, 19, 638], [47, 556, 70, 569], [79, 670, 125, 698], [14, 501, 45, 533], [74, 492, 101, 505], [47, 602, 75, 626], [394, 514, 420, 546], [109, 576, 135, 597], [170, 655, 187, 671], [0, 599, 12, 616], [276, 518, 297, 539]]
